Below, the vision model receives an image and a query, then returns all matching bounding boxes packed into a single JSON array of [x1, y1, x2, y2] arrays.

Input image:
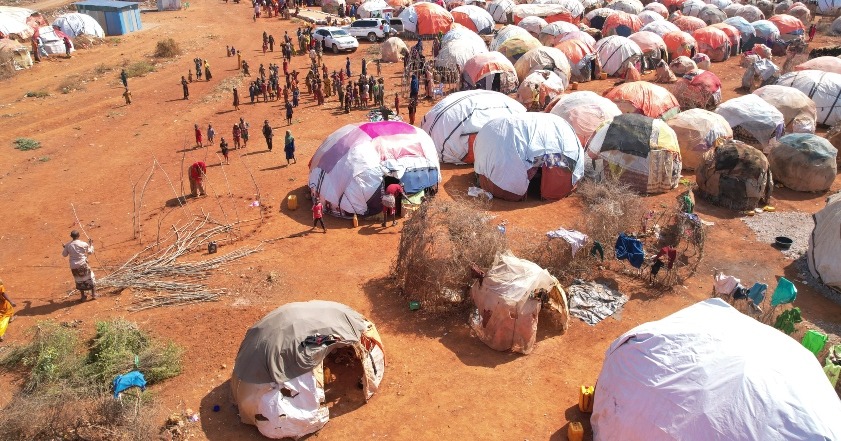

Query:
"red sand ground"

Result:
[[1, 2, 840, 440]]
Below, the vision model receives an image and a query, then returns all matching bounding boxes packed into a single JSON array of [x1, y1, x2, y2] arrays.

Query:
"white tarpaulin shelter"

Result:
[[550, 91, 622, 145], [595, 35, 642, 76], [435, 29, 487, 69], [776, 70, 841, 126], [308, 121, 441, 217], [715, 94, 784, 149], [809, 193, 841, 289], [420, 90, 526, 164], [231, 301, 385, 440], [53, 12, 105, 38], [357, 0, 394, 18], [487, 0, 515, 23], [513, 46, 571, 87], [0, 12, 32, 39], [469, 251, 569, 354], [817, 0, 841, 15], [473, 112, 586, 200], [592, 298, 841, 441], [490, 24, 532, 51]]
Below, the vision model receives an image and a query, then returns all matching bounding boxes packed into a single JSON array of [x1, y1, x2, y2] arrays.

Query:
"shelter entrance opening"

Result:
[[323, 346, 366, 416]]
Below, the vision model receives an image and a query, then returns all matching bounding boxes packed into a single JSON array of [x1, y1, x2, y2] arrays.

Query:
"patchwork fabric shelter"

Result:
[[473, 113, 586, 200], [356, 0, 394, 18], [723, 16, 756, 50], [670, 56, 697, 75], [53, 12, 105, 38], [673, 14, 707, 33], [640, 20, 680, 37], [398, 2, 454, 36], [777, 70, 841, 126], [470, 251, 569, 354], [817, 0, 841, 15], [33, 26, 73, 55], [698, 5, 727, 24], [709, 22, 742, 55], [751, 19, 780, 41], [555, 39, 598, 82], [768, 13, 804, 38], [516, 69, 566, 107], [0, 12, 33, 39], [595, 35, 642, 76], [808, 193, 841, 290], [0, 38, 32, 70], [487, 0, 515, 23], [420, 90, 526, 164], [517, 15, 548, 37], [644, 2, 668, 18], [673, 68, 722, 109], [538, 20, 579, 46], [736, 5, 765, 22], [663, 30, 697, 59], [629, 30, 667, 64], [490, 23, 533, 51], [380, 37, 408, 62], [608, 0, 643, 15], [639, 10, 665, 26], [435, 32, 487, 70], [451, 5, 494, 34], [695, 140, 772, 210], [752, 84, 816, 133], [768, 134, 838, 192], [715, 94, 784, 149], [498, 35, 542, 64], [231, 301, 385, 440], [462, 51, 519, 93], [592, 299, 841, 441], [603, 82, 680, 119], [667, 108, 732, 170], [587, 113, 682, 193], [603, 11, 642, 36], [693, 26, 730, 61], [513, 46, 571, 87], [795, 57, 841, 75], [550, 91, 622, 145], [585, 7, 616, 29], [512, 3, 581, 24], [308, 121, 441, 217]]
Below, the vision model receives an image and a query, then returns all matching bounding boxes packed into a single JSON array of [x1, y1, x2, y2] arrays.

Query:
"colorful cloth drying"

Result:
[[547, 228, 588, 256], [656, 246, 677, 269], [590, 241, 604, 261], [615, 233, 645, 268], [771, 277, 797, 306], [113, 371, 147, 398], [802, 330, 829, 356]]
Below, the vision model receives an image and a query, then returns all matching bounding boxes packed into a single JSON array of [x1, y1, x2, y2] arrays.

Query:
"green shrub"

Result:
[[0, 322, 84, 393], [13, 137, 41, 151], [87, 319, 182, 384], [124, 61, 156, 78], [154, 38, 182, 58], [24, 90, 49, 98]]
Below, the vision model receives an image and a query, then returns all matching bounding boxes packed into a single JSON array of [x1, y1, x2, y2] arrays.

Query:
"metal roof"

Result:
[[74, 0, 138, 9]]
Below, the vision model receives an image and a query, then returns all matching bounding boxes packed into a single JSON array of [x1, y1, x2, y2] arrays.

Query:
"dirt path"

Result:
[[1, 4, 840, 441]]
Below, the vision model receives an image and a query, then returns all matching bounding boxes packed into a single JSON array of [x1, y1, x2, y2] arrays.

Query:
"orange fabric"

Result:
[[414, 3, 454, 35], [464, 134, 476, 164], [709, 23, 741, 49], [603, 11, 642, 36], [693, 27, 729, 49], [540, 166, 575, 199], [463, 52, 516, 84], [452, 11, 478, 32], [554, 39, 594, 65], [546, 12, 580, 25], [663, 31, 696, 58], [603, 82, 679, 119], [673, 15, 706, 33], [768, 14, 804, 35]]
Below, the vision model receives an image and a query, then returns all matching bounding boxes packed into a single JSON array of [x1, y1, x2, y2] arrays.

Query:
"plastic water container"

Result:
[[568, 422, 584, 441], [287, 194, 298, 210], [579, 385, 594, 413]]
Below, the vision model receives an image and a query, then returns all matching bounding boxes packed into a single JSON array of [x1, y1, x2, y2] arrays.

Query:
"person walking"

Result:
[[233, 123, 242, 149], [181, 76, 190, 100], [220, 137, 230, 164], [122, 88, 132, 105], [239, 118, 250, 147], [311, 199, 326, 233], [120, 69, 128, 88], [263, 120, 274, 151], [346, 56, 351, 77], [361, 58, 367, 76], [233, 87, 240, 110], [809, 23, 817, 42], [207, 123, 216, 145], [62, 231, 96, 300], [394, 93, 400, 116], [194, 123, 203, 148], [285, 101, 294, 125], [63, 36, 72, 58], [410, 73, 419, 100], [408, 97, 418, 125], [194, 57, 203, 80], [284, 130, 296, 164], [188, 161, 207, 197], [204, 60, 213, 81], [0, 281, 17, 342]]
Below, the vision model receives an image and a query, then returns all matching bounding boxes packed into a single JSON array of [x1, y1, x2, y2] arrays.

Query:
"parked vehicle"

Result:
[[344, 18, 401, 42], [312, 26, 359, 53]]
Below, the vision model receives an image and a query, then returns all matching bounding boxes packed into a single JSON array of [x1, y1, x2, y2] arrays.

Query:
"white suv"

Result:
[[344, 18, 395, 42], [312, 27, 359, 53]]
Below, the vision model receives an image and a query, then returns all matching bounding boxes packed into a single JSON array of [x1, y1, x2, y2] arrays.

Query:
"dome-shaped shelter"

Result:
[[555, 39, 599, 82], [641, 19, 680, 36], [776, 70, 841, 126], [715, 94, 784, 149], [490, 24, 533, 51], [587, 113, 683, 193], [595, 35, 642, 76], [231, 301, 385, 440], [498, 35, 542, 64], [381, 37, 408, 62], [398, 2, 454, 36], [603, 10, 643, 36], [462, 51, 519, 93], [538, 20, 579, 46], [699, 5, 727, 24], [787, 4, 811, 25], [751, 19, 780, 41], [517, 15, 549, 37], [695, 140, 772, 209], [645, 2, 669, 18], [795, 56, 841, 74], [723, 16, 756, 49], [693, 26, 730, 61], [603, 82, 681, 119], [682, 0, 706, 17], [451, 5, 495, 34], [737, 5, 765, 22], [513, 3, 578, 24], [585, 7, 617, 29], [52, 12, 105, 38], [629, 30, 667, 69], [673, 14, 707, 32], [421, 90, 527, 164], [558, 29, 597, 47], [769, 133, 838, 192], [663, 30, 697, 59], [608, 0, 644, 14], [667, 108, 732, 169], [487, 0, 516, 23], [551, 91, 622, 145], [592, 299, 841, 441], [473, 113, 586, 200], [514, 46, 571, 87], [639, 10, 665, 26], [308, 121, 441, 217], [470, 252, 569, 354], [673, 68, 723, 109], [709, 22, 741, 55], [809, 193, 841, 290], [435, 35, 488, 70], [669, 55, 697, 75], [768, 13, 804, 38], [753, 84, 816, 133], [516, 70, 566, 107]]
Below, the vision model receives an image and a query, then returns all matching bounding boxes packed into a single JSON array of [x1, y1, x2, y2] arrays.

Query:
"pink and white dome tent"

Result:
[[308, 121, 441, 217]]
